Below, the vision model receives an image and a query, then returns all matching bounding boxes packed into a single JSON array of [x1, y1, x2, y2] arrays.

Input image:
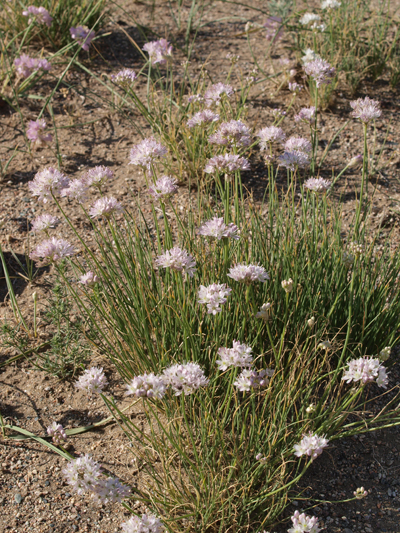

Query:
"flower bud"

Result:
[[32, 292, 38, 302], [347, 154, 363, 168], [354, 487, 368, 499], [255, 303, 272, 321], [306, 403, 316, 413], [318, 340, 332, 350], [307, 316, 315, 327], [379, 346, 391, 361], [281, 278, 293, 293]]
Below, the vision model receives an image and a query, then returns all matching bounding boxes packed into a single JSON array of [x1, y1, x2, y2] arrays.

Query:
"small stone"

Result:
[[343, 529, 353, 533], [14, 493, 22, 504]]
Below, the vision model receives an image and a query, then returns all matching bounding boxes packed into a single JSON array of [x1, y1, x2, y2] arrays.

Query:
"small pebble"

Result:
[[14, 493, 22, 504]]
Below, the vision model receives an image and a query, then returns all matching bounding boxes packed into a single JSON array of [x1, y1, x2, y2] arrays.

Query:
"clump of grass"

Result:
[[0, 0, 107, 50]]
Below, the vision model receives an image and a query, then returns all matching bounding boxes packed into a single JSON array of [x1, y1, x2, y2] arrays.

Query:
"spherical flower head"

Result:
[[75, 367, 108, 394], [379, 346, 391, 362], [304, 177, 332, 193], [288, 511, 321, 533], [204, 154, 250, 174], [281, 278, 293, 293], [155, 247, 196, 278], [162, 362, 209, 395], [263, 16, 283, 42], [91, 477, 131, 504], [196, 217, 239, 240], [288, 82, 303, 93], [354, 487, 368, 500], [70, 26, 95, 51], [187, 110, 220, 128], [257, 126, 286, 149], [322, 0, 341, 9], [300, 13, 321, 25], [111, 69, 137, 88], [129, 137, 167, 175], [187, 93, 204, 104], [294, 106, 316, 123], [63, 454, 102, 495], [284, 137, 312, 154], [27, 119, 52, 146], [197, 283, 232, 315], [234, 368, 274, 392], [61, 179, 90, 203], [350, 96, 381, 124], [143, 39, 173, 65], [31, 214, 60, 233], [148, 175, 178, 200], [89, 197, 123, 218], [29, 167, 69, 203], [209, 120, 251, 148], [126, 373, 167, 399], [348, 241, 364, 256], [293, 432, 329, 460], [47, 422, 67, 445], [342, 356, 388, 388], [204, 82, 234, 107], [14, 54, 51, 78], [307, 316, 315, 327], [304, 58, 335, 87], [79, 271, 99, 287], [22, 6, 53, 27], [217, 341, 253, 371], [301, 49, 321, 65], [255, 303, 272, 320], [121, 514, 165, 533], [29, 238, 75, 266], [86, 166, 114, 190], [228, 263, 269, 284], [278, 151, 310, 171]]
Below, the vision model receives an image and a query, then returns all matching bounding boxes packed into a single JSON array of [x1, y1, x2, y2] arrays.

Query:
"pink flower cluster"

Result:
[[129, 137, 167, 175], [143, 39, 173, 65], [217, 341, 253, 370], [209, 120, 251, 147], [197, 283, 232, 315], [304, 58, 335, 87], [350, 96, 381, 124], [155, 247, 196, 278], [257, 126, 286, 149], [14, 54, 51, 78], [227, 263, 269, 283], [75, 367, 108, 394], [27, 119, 52, 146], [293, 432, 329, 460], [29, 237, 75, 266], [29, 167, 70, 203], [234, 368, 274, 392], [126, 373, 167, 399], [288, 511, 320, 533], [294, 107, 316, 123], [162, 362, 209, 395], [111, 69, 137, 87], [187, 110, 220, 128], [79, 271, 99, 287], [121, 514, 164, 533], [196, 217, 239, 240], [342, 357, 388, 388], [47, 422, 67, 445], [204, 82, 234, 106], [70, 26, 95, 51], [22, 6, 53, 27], [89, 197, 122, 218], [63, 454, 130, 504], [304, 177, 331, 193], [204, 154, 250, 174], [31, 214, 60, 233], [148, 176, 178, 199]]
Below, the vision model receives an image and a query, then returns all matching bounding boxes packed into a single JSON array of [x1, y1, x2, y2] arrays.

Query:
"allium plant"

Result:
[[196, 217, 239, 240], [47, 422, 67, 445], [70, 26, 95, 51], [148, 176, 178, 200], [89, 197, 123, 218], [14, 54, 51, 78], [129, 137, 167, 175], [27, 119, 52, 146], [86, 166, 114, 190], [216, 341, 253, 370], [29, 238, 75, 266], [293, 432, 329, 460], [197, 283, 232, 314], [29, 167, 69, 203], [31, 214, 60, 233], [143, 39, 173, 66], [79, 271, 99, 287], [111, 69, 137, 88], [227, 263, 269, 283], [22, 6, 53, 27], [75, 367, 108, 394], [204, 154, 250, 174], [61, 179, 89, 203], [209, 120, 251, 148], [155, 247, 196, 278], [204, 82, 234, 106], [121, 514, 164, 533]]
